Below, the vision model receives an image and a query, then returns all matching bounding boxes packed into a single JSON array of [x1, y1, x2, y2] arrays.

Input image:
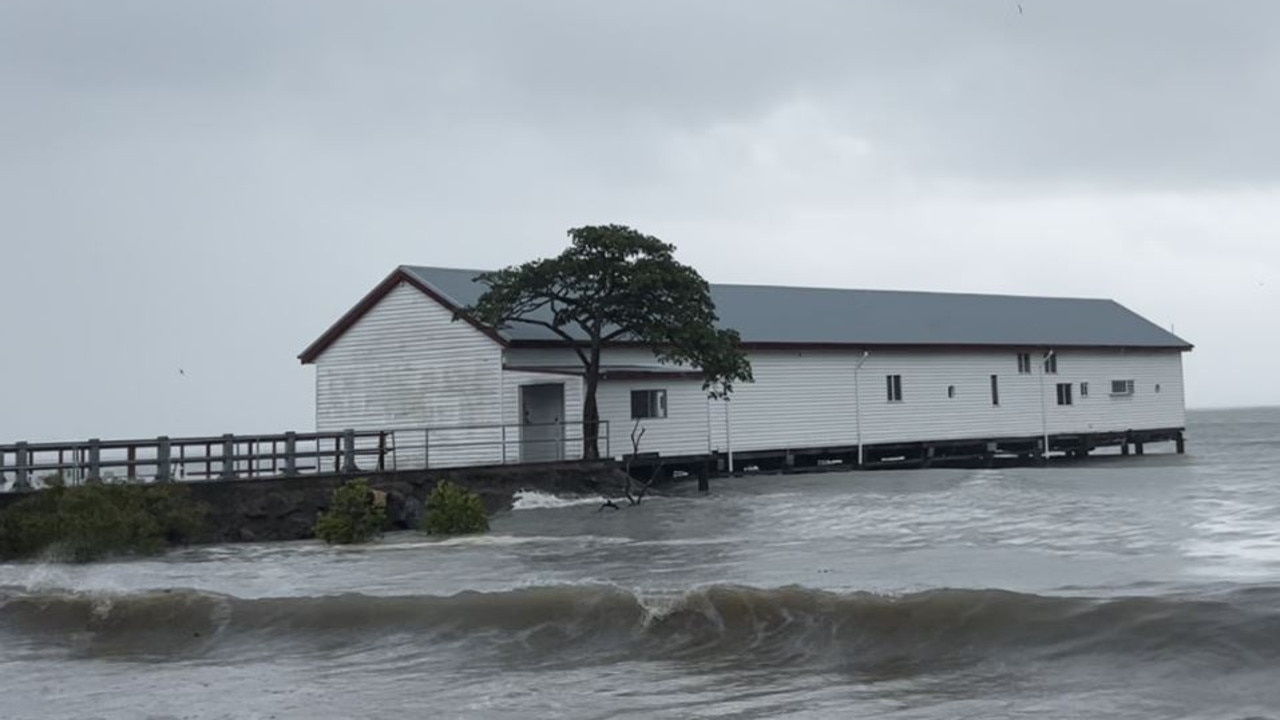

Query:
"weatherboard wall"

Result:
[[499, 368, 587, 461], [587, 347, 1186, 459], [312, 281, 507, 468], [309, 282, 1186, 465]]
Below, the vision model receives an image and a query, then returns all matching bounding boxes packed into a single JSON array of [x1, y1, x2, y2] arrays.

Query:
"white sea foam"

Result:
[[511, 490, 608, 510]]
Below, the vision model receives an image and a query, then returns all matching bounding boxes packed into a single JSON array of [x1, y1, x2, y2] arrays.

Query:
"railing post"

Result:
[[423, 429, 430, 470], [88, 438, 101, 482], [156, 436, 172, 482], [285, 432, 298, 475], [221, 434, 235, 479], [13, 442, 31, 491], [342, 429, 357, 473], [0, 447, 6, 488], [377, 431, 387, 471]]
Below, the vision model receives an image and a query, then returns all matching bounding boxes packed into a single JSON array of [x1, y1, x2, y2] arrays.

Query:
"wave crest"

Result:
[[4, 584, 1278, 670]]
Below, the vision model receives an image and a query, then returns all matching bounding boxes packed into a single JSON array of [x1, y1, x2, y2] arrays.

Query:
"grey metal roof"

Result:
[[400, 265, 1191, 350]]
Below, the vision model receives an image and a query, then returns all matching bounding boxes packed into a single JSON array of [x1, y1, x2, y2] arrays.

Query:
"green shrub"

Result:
[[422, 480, 489, 536], [0, 482, 207, 563], [314, 479, 386, 545]]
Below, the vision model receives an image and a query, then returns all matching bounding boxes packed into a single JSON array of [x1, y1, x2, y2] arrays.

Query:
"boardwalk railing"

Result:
[[0, 420, 609, 491]]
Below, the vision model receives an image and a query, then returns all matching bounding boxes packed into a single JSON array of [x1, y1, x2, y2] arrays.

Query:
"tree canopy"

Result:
[[463, 224, 752, 459]]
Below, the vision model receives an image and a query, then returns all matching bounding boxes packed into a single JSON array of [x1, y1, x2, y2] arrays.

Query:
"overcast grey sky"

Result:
[[2, 1, 1277, 442]]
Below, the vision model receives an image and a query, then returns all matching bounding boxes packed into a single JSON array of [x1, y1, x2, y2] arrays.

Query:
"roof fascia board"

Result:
[[508, 338, 1193, 352], [298, 268, 506, 364]]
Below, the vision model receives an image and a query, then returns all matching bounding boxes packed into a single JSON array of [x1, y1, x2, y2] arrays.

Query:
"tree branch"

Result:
[[505, 318, 590, 366]]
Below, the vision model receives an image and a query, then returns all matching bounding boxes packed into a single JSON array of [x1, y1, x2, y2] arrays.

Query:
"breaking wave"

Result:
[[511, 491, 608, 510], [3, 584, 1278, 673]]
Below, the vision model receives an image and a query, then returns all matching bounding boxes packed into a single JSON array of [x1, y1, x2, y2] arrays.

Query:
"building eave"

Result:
[[507, 338, 1193, 353]]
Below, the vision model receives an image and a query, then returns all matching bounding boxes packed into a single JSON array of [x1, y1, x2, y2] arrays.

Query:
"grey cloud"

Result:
[[1, 1, 1277, 442]]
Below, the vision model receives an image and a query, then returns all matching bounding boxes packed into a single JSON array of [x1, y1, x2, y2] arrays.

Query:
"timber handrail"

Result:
[[0, 420, 609, 491]]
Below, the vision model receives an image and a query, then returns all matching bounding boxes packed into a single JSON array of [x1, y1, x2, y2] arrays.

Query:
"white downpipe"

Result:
[[724, 398, 733, 474], [854, 350, 870, 467], [498, 354, 506, 464], [1040, 349, 1054, 460], [705, 396, 713, 455]]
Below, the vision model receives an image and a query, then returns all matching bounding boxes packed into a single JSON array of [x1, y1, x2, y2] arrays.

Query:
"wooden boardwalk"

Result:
[[0, 421, 603, 491]]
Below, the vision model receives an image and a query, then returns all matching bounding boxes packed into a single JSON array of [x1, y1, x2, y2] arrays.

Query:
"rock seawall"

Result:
[[0, 461, 630, 545]]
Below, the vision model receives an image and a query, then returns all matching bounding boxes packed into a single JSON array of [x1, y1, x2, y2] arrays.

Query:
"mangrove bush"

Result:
[[422, 480, 489, 535], [0, 482, 207, 562], [314, 478, 386, 545]]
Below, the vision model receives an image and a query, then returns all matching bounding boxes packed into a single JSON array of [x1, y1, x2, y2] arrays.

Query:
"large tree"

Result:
[[462, 224, 752, 459]]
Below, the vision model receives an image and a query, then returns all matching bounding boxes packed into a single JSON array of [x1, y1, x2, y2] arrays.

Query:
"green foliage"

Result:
[[463, 224, 753, 457], [0, 482, 208, 563], [422, 481, 489, 536], [314, 479, 386, 545]]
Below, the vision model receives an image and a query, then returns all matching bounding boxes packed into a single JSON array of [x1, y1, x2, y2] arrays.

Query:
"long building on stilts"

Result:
[[298, 266, 1192, 472]]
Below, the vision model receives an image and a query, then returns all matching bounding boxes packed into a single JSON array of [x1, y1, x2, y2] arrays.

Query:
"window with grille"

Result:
[[1110, 380, 1135, 396], [886, 375, 903, 402], [630, 389, 667, 419], [1056, 383, 1073, 406]]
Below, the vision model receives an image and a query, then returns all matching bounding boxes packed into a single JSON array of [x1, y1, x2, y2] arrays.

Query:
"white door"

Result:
[[520, 384, 565, 463]]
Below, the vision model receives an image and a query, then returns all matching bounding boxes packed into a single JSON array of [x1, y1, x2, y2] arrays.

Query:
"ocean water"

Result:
[[2, 408, 1278, 719]]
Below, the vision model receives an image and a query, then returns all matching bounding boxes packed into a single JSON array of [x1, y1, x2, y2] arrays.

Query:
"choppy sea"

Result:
[[2, 408, 1279, 719]]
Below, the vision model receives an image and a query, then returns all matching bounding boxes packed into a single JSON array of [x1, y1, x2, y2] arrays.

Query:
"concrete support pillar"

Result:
[[1176, 433, 1186, 454], [1121, 443, 1130, 456], [1135, 442, 1145, 456]]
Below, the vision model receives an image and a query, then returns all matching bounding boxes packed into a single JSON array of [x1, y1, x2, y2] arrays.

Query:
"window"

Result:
[[1056, 382, 1073, 406], [1080, 381, 1089, 398], [990, 375, 1000, 406], [630, 389, 667, 419], [947, 385, 956, 399], [1044, 353, 1058, 374], [1110, 379, 1135, 396], [886, 374, 903, 402], [1017, 353, 1032, 374]]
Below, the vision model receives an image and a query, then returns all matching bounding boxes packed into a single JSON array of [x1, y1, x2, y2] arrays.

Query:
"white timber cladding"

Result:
[[597, 379, 711, 458], [584, 347, 1185, 458], [313, 281, 507, 468], [311, 284, 1187, 465], [499, 368, 586, 461]]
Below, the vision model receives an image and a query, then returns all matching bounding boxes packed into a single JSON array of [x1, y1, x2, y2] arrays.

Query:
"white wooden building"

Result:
[[299, 266, 1192, 470]]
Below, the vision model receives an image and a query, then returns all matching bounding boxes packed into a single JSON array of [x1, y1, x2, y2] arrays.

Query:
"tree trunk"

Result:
[[582, 349, 601, 460]]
